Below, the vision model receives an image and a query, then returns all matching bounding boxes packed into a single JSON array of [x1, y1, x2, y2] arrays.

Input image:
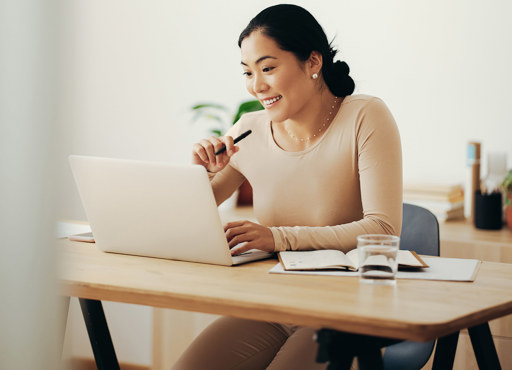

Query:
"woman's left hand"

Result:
[[224, 220, 275, 255]]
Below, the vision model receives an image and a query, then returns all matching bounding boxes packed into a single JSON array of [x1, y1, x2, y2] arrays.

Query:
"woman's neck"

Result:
[[282, 91, 341, 146]]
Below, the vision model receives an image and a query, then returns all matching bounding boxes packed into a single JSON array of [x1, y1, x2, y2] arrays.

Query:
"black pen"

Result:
[[215, 129, 252, 155]]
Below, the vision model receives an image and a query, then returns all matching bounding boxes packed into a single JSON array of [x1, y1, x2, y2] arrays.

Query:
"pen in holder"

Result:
[[474, 151, 507, 230], [474, 190, 503, 230]]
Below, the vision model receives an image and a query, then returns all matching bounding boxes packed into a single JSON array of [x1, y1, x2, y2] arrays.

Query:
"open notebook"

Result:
[[273, 251, 479, 282], [278, 249, 428, 271]]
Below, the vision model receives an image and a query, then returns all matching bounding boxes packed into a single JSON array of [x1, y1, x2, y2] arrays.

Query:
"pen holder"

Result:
[[474, 190, 503, 230]]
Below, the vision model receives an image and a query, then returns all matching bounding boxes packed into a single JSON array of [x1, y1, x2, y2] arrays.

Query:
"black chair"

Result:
[[382, 203, 440, 370]]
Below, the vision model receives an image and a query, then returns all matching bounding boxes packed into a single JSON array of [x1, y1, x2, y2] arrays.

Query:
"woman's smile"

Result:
[[261, 95, 282, 108]]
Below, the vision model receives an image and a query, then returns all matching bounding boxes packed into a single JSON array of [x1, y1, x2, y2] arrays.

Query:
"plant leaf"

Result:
[[192, 103, 230, 111], [232, 100, 264, 124], [211, 129, 223, 137]]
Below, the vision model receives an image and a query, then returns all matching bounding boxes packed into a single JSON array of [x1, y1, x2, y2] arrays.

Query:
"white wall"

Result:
[[0, 0, 61, 369], [56, 0, 512, 366], [57, 0, 512, 221]]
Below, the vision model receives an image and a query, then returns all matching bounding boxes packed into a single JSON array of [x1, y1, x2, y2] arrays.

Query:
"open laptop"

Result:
[[68, 155, 273, 266]]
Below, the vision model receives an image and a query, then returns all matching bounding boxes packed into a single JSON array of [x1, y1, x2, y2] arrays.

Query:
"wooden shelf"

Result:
[[440, 218, 512, 263]]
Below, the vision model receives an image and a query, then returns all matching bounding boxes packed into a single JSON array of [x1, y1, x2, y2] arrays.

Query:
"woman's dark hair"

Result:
[[238, 4, 355, 97]]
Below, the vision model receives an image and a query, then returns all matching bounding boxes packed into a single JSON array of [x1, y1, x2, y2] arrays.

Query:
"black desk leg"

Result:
[[61, 297, 70, 357], [79, 298, 120, 370], [432, 331, 459, 369], [468, 323, 501, 370]]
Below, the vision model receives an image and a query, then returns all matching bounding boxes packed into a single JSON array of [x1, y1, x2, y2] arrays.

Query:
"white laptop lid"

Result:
[[69, 155, 271, 266]]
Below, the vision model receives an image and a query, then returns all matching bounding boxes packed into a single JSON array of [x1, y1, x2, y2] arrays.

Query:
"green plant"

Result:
[[191, 100, 264, 137], [502, 169, 512, 206]]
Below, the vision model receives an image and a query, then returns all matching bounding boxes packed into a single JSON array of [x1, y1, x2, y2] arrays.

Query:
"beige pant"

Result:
[[171, 316, 329, 370]]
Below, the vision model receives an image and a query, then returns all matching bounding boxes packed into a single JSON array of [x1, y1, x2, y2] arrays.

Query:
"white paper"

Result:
[[56, 222, 91, 239], [270, 257, 480, 282]]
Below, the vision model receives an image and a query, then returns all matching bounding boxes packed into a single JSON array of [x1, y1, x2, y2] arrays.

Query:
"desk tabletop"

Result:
[[59, 239, 512, 342]]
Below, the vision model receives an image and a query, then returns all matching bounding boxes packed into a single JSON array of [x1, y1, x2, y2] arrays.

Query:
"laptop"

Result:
[[68, 155, 273, 266]]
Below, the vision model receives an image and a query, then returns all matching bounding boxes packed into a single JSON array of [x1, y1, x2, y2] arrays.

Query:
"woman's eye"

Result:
[[262, 67, 274, 73], [243, 71, 252, 77]]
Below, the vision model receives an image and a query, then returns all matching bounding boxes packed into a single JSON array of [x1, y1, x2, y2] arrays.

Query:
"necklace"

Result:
[[285, 96, 339, 142]]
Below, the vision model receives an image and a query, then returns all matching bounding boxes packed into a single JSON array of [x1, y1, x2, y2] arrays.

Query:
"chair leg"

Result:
[[316, 329, 398, 370], [326, 356, 354, 370], [357, 345, 384, 370], [79, 298, 120, 370], [468, 323, 501, 370], [316, 329, 355, 370]]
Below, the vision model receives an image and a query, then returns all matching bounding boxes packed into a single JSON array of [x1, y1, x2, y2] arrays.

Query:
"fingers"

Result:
[[201, 136, 224, 166], [224, 221, 274, 255], [222, 135, 237, 156], [223, 220, 245, 233], [231, 244, 252, 256], [225, 221, 251, 249], [191, 135, 240, 171]]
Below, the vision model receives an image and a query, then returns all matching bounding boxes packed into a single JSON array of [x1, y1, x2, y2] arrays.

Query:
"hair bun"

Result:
[[322, 60, 354, 97], [333, 60, 350, 76]]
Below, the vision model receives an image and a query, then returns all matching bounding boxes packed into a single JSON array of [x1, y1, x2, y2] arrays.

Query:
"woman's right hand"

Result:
[[192, 135, 239, 173]]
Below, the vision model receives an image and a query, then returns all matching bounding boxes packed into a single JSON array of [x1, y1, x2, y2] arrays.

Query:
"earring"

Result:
[[312, 73, 319, 80]]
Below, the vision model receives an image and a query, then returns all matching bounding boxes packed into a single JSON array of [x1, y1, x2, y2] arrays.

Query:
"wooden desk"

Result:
[[59, 238, 512, 369], [439, 219, 512, 368]]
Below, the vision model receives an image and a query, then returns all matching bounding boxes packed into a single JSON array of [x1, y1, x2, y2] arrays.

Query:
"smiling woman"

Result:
[[182, 4, 402, 370], [237, 9, 354, 149]]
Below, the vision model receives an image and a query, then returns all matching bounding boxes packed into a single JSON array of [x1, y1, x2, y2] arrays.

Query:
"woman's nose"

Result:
[[252, 74, 268, 94]]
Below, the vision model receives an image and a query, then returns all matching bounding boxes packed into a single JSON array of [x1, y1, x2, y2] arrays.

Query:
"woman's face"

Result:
[[240, 31, 318, 123]]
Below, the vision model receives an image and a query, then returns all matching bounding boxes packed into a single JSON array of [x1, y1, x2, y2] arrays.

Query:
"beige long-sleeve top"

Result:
[[209, 94, 403, 253]]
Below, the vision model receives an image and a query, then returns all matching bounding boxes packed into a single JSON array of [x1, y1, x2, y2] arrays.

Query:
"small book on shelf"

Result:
[[403, 183, 464, 195], [278, 249, 429, 272]]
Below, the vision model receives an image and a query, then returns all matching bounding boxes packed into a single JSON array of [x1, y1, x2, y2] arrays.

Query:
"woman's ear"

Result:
[[307, 51, 323, 76]]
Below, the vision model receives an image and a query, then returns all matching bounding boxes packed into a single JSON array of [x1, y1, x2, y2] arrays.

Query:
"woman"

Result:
[[174, 4, 402, 369]]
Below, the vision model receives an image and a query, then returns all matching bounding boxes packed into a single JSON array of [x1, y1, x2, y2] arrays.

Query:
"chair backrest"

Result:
[[383, 203, 440, 370], [399, 203, 440, 257]]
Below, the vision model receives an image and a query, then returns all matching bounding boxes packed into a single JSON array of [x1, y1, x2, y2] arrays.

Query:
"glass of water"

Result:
[[357, 234, 400, 285]]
